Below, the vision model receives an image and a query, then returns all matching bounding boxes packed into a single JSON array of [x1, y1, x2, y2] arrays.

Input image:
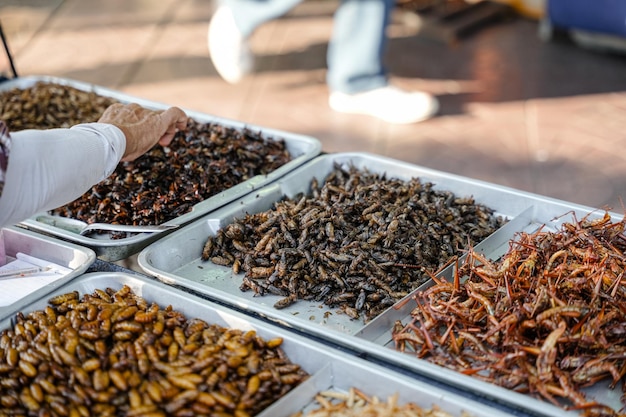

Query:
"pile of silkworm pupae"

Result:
[[0, 285, 308, 417]]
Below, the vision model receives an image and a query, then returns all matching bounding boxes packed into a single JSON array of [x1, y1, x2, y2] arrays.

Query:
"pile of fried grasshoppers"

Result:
[[392, 211, 626, 417]]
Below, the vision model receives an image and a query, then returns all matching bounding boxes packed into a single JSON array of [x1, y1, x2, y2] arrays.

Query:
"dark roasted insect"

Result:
[[2, 82, 293, 235], [203, 164, 505, 322], [53, 118, 291, 232]]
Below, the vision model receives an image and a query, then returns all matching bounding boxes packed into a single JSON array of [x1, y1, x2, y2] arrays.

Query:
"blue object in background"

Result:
[[548, 0, 626, 37]]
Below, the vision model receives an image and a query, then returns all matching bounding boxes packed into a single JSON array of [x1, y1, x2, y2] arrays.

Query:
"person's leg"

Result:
[[326, 0, 391, 94], [327, 0, 438, 124], [222, 0, 303, 38], [209, 0, 302, 83]]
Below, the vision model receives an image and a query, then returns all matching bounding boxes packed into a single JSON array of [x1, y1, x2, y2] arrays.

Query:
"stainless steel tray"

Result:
[[353, 207, 622, 417], [138, 152, 612, 417], [0, 271, 518, 417], [0, 226, 95, 319], [2, 75, 321, 261]]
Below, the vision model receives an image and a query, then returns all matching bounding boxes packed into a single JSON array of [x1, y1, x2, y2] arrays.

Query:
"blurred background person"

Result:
[[208, 0, 439, 124]]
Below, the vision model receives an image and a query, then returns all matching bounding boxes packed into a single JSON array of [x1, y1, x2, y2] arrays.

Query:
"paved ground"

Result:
[[3, 0, 626, 211]]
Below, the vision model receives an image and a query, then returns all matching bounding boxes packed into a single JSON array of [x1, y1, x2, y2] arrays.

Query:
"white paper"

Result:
[[16, 252, 73, 275], [0, 256, 71, 307]]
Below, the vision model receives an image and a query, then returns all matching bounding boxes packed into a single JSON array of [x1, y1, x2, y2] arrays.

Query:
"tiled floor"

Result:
[[3, 0, 626, 211]]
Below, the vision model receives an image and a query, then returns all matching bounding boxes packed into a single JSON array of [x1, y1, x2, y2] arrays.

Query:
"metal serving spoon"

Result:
[[36, 215, 179, 236]]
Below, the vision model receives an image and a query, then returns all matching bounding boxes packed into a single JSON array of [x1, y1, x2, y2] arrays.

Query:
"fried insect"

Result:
[[0, 82, 116, 131], [52, 118, 291, 232], [2, 82, 293, 233], [203, 164, 504, 321], [0, 285, 308, 415], [291, 387, 474, 417], [391, 211, 626, 417]]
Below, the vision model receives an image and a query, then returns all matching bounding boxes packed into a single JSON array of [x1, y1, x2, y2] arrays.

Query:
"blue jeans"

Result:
[[220, 0, 392, 94]]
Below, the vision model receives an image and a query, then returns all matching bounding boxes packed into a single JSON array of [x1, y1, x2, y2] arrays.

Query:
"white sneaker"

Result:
[[208, 6, 253, 84], [329, 86, 439, 124]]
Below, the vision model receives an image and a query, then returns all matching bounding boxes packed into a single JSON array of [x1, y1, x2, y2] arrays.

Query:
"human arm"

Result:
[[0, 123, 125, 228], [0, 104, 187, 228]]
